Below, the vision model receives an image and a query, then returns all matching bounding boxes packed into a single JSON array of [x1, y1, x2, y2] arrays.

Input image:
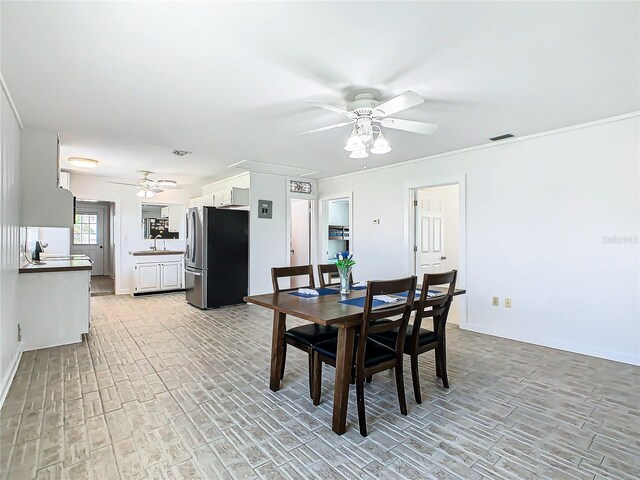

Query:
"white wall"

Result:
[[0, 79, 23, 406], [318, 114, 640, 365], [202, 172, 250, 196], [36, 227, 71, 255], [328, 200, 349, 226], [69, 174, 200, 294], [249, 172, 288, 294]]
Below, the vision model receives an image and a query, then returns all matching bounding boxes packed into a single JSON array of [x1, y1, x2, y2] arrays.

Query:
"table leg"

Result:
[[269, 311, 286, 391], [332, 324, 356, 434]]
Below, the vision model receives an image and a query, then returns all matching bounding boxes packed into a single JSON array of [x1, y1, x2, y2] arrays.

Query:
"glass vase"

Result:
[[338, 267, 351, 295]]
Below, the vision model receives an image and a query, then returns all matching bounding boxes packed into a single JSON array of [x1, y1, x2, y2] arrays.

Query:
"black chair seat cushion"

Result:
[[285, 324, 338, 347], [372, 324, 438, 350], [313, 337, 396, 369]]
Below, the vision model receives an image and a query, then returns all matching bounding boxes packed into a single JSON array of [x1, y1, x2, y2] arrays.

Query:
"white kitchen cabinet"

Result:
[[160, 262, 181, 289], [213, 187, 250, 208], [136, 263, 161, 293], [132, 257, 184, 295]]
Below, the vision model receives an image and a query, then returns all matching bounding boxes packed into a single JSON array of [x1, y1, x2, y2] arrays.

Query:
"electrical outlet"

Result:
[[17, 323, 22, 342], [492, 296, 499, 307], [505, 298, 512, 308]]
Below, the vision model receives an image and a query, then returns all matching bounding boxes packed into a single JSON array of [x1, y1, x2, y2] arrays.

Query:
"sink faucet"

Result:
[[151, 234, 162, 250]]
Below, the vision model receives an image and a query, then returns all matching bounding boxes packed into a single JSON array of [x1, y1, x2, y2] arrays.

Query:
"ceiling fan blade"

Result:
[[380, 118, 438, 135], [372, 90, 424, 117], [305, 100, 356, 119], [298, 120, 354, 135], [107, 181, 138, 187], [150, 186, 164, 193]]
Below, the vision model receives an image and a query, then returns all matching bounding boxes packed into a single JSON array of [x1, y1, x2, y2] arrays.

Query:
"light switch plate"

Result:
[[258, 200, 272, 219]]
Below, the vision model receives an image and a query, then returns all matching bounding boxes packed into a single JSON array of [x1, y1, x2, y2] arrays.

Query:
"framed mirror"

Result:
[[141, 203, 183, 240]]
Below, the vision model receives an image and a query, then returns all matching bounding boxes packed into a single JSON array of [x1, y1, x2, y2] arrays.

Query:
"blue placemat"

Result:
[[339, 297, 389, 308], [289, 287, 340, 298], [350, 284, 367, 291]]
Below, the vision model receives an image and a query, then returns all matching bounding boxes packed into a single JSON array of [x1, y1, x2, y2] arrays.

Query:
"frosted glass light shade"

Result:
[[349, 148, 369, 159]]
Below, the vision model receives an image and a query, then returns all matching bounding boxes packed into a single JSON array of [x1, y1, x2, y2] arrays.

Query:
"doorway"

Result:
[[72, 200, 116, 295], [289, 198, 311, 287], [320, 194, 352, 265], [413, 184, 462, 323]]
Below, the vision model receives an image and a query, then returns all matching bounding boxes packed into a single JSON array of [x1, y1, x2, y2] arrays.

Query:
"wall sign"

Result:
[[289, 180, 312, 194]]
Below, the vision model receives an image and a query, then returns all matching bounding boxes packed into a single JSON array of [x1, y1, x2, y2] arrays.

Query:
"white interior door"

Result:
[[72, 204, 105, 275], [290, 199, 311, 288], [415, 189, 448, 277]]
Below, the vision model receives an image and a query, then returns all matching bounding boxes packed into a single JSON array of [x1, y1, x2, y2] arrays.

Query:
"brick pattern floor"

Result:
[[1, 292, 638, 479]]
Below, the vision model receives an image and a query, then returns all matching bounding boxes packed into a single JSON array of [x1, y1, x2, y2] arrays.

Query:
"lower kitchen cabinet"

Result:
[[132, 260, 184, 295]]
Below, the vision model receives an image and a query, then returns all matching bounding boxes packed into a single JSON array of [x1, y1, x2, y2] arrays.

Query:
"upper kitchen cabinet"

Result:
[[21, 127, 74, 228]]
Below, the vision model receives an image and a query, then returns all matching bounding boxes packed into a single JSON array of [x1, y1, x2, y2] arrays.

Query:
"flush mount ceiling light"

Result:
[[156, 179, 177, 187], [68, 157, 99, 169]]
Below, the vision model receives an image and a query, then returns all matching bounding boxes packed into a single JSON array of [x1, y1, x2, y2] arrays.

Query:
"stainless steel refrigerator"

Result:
[[185, 207, 249, 308]]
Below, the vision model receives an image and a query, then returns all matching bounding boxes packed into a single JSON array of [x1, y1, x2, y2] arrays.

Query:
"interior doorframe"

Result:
[[404, 175, 467, 326], [318, 191, 354, 266], [286, 178, 318, 269], [76, 197, 122, 294]]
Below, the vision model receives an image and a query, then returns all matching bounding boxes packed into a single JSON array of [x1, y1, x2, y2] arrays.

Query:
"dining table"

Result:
[[244, 283, 466, 434]]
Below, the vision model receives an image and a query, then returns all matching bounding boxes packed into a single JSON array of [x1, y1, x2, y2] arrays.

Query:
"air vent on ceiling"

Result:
[[172, 150, 192, 157], [489, 134, 514, 141]]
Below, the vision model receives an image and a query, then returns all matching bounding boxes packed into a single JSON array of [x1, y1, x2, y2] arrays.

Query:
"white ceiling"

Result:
[[2, 1, 638, 187]]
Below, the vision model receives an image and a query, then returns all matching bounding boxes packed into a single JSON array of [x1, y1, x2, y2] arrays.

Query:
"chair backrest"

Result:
[[271, 265, 315, 293], [413, 270, 457, 341], [356, 276, 418, 369], [317, 263, 353, 288]]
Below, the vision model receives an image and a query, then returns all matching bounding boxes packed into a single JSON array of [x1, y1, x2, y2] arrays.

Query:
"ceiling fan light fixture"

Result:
[[68, 157, 99, 169], [349, 148, 369, 159], [370, 132, 392, 154], [344, 128, 365, 151], [136, 189, 146, 198]]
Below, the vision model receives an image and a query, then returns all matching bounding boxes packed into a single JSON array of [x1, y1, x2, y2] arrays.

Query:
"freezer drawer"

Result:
[[185, 268, 206, 308]]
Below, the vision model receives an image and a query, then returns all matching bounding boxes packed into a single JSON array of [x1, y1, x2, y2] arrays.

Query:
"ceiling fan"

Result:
[[108, 171, 181, 198], [299, 90, 438, 158]]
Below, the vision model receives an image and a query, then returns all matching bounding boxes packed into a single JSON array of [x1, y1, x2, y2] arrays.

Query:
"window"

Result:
[[73, 213, 98, 245]]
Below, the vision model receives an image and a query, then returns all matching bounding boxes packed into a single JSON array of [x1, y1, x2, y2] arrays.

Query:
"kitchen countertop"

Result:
[[129, 250, 184, 256], [19, 256, 93, 273]]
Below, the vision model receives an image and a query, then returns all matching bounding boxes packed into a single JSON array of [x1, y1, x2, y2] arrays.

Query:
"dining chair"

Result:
[[317, 263, 353, 288], [371, 270, 457, 403], [271, 265, 339, 396], [311, 276, 417, 436]]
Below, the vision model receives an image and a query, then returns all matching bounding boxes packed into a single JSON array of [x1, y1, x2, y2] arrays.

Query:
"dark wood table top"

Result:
[[244, 286, 466, 326]]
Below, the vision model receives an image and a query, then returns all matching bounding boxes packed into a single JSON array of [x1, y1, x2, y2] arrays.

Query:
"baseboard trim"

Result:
[[461, 323, 640, 366], [0, 347, 23, 410]]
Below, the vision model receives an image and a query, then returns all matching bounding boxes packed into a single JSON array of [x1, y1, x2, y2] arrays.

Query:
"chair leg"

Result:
[[434, 347, 442, 379], [410, 354, 422, 404], [395, 361, 408, 416], [312, 352, 322, 406], [280, 343, 287, 380], [356, 377, 367, 437], [366, 376, 372, 384], [438, 343, 449, 389], [307, 352, 314, 399]]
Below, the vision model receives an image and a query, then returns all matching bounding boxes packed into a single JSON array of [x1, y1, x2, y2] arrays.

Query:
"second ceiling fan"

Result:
[[299, 90, 438, 158]]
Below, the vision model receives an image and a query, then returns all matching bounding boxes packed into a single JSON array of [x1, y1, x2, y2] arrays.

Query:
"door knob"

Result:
[[440, 256, 447, 260], [290, 249, 295, 254]]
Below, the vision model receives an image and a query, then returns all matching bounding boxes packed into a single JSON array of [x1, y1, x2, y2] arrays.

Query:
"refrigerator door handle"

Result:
[[185, 269, 202, 276]]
